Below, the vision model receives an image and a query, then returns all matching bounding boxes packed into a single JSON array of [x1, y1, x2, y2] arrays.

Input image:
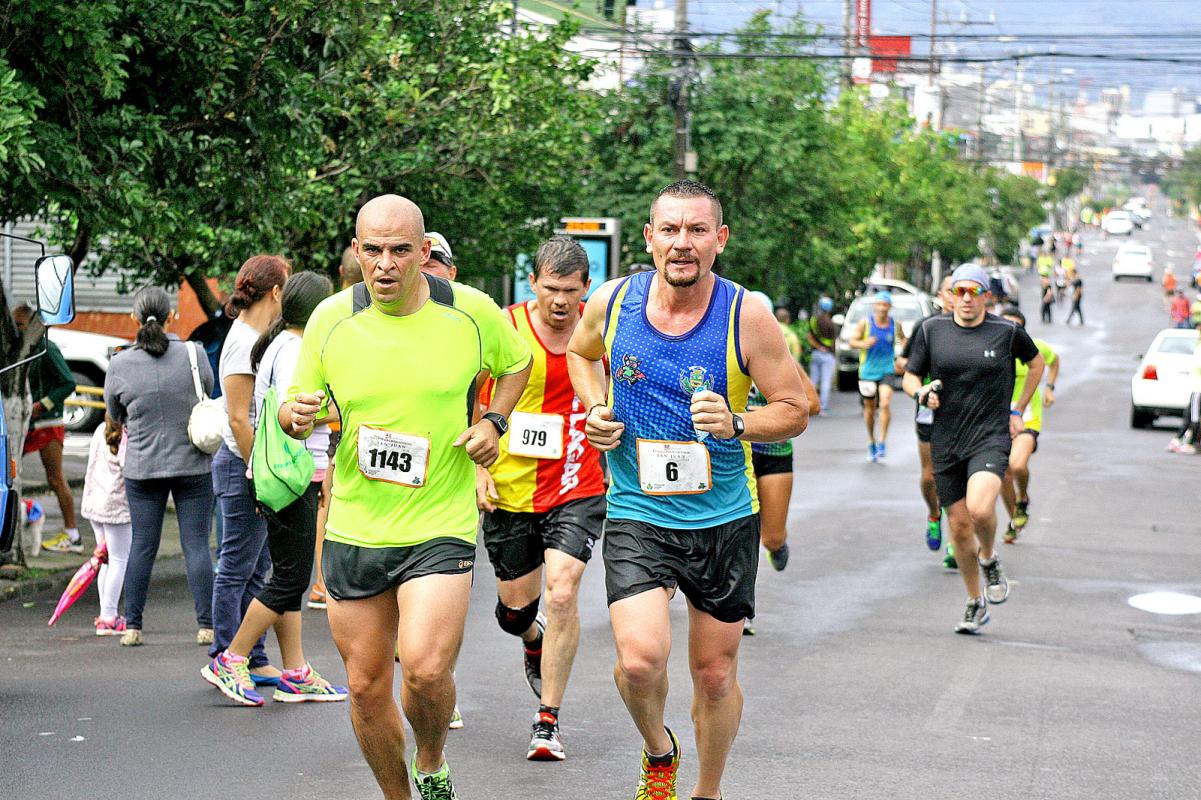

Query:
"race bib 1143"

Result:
[[358, 426, 431, 488]]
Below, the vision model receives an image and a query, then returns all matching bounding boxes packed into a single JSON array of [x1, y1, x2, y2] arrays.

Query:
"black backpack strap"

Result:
[[352, 281, 371, 313], [424, 273, 455, 306]]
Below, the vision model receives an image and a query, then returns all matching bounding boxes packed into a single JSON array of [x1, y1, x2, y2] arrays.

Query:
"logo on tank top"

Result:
[[678, 365, 714, 396], [615, 354, 647, 385]]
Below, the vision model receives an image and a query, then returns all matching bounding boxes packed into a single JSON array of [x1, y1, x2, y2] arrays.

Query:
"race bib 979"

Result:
[[358, 426, 430, 488], [507, 411, 564, 460], [636, 438, 711, 495]]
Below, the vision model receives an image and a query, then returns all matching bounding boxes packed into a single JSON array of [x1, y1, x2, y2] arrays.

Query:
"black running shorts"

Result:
[[915, 421, 933, 444], [481, 495, 605, 582], [322, 537, 476, 601], [933, 448, 1009, 508], [751, 451, 793, 477], [603, 515, 759, 623], [1016, 428, 1039, 453]]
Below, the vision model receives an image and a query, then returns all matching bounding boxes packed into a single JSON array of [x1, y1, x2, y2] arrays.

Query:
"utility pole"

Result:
[[975, 65, 987, 160], [842, 0, 853, 89], [672, 0, 693, 180], [1013, 60, 1024, 165], [927, 0, 937, 86]]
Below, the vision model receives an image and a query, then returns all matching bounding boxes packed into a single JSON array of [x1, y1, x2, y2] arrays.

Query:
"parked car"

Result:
[[47, 328, 129, 432], [1112, 243, 1154, 282], [861, 276, 922, 296], [1103, 211, 1135, 237], [1130, 328, 1200, 428], [835, 291, 935, 391]]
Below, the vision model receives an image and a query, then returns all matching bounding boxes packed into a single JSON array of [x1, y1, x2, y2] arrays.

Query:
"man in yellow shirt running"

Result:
[[281, 194, 532, 800]]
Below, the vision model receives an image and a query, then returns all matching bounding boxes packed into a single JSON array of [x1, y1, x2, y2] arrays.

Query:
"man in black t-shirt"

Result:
[[903, 264, 1044, 634]]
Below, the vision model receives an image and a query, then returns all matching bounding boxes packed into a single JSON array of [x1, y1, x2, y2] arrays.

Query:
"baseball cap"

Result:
[[819, 296, 834, 312], [426, 231, 454, 264], [873, 290, 893, 305], [748, 290, 773, 313], [949, 263, 990, 291]]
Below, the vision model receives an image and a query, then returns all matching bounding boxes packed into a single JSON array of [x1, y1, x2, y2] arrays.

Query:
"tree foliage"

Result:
[[0, 0, 597, 308], [587, 12, 1046, 309]]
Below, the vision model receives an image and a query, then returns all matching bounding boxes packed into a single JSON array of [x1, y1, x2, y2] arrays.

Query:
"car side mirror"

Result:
[[35, 254, 75, 327], [832, 313, 845, 326]]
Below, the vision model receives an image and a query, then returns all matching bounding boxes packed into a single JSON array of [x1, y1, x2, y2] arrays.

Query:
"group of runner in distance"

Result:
[[271, 181, 1058, 799]]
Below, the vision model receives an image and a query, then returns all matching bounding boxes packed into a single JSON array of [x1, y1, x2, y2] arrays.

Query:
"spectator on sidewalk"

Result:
[[12, 304, 79, 554], [82, 416, 132, 636], [209, 254, 289, 685], [105, 286, 216, 647]]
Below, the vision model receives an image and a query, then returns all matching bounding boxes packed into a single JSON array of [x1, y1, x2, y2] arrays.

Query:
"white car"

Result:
[[47, 328, 129, 432], [1112, 243, 1153, 282], [1104, 211, 1135, 237], [1130, 328, 1200, 428]]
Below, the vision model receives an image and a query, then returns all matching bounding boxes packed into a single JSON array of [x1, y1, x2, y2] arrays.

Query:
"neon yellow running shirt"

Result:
[[1013, 338, 1057, 432], [289, 281, 530, 548]]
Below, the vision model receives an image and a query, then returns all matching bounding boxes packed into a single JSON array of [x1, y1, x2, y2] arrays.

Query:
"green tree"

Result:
[[0, 0, 597, 310]]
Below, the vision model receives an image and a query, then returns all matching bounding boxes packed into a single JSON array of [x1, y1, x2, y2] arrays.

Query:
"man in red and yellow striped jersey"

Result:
[[477, 236, 606, 763]]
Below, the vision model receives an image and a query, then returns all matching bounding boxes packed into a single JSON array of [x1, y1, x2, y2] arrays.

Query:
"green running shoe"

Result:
[[411, 754, 459, 800], [925, 515, 943, 551], [942, 543, 957, 570]]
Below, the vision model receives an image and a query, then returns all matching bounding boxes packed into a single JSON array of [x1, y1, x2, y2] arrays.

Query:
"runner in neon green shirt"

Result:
[[281, 195, 531, 800], [1000, 307, 1059, 543]]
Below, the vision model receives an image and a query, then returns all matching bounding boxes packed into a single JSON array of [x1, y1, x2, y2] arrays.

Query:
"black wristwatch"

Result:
[[483, 411, 509, 436], [731, 413, 745, 439]]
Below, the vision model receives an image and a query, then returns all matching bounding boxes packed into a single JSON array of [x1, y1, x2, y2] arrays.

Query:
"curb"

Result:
[[0, 567, 75, 604]]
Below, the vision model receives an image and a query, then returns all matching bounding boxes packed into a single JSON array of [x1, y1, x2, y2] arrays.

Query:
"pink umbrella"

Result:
[[47, 541, 108, 627]]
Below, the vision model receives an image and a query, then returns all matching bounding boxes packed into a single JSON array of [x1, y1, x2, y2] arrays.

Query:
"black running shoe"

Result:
[[523, 613, 546, 699], [767, 543, 790, 571]]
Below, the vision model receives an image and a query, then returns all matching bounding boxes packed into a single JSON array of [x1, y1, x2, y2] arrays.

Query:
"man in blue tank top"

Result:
[[567, 180, 809, 800], [849, 290, 906, 462]]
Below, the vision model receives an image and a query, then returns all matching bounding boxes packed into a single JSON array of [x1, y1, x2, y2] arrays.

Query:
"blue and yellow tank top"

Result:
[[602, 271, 758, 529], [858, 316, 895, 381]]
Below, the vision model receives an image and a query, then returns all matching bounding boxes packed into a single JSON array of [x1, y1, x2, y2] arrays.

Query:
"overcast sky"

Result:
[[646, 0, 1200, 109]]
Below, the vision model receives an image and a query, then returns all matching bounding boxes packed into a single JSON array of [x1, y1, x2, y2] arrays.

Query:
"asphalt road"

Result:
[[4, 215, 1201, 800]]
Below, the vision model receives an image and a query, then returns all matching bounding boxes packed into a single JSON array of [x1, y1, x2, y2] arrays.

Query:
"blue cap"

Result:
[[873, 290, 893, 305], [819, 296, 834, 312], [950, 263, 991, 291]]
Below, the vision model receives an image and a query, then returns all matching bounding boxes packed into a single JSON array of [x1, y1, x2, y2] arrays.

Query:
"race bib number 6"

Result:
[[636, 439, 711, 496], [358, 426, 431, 488]]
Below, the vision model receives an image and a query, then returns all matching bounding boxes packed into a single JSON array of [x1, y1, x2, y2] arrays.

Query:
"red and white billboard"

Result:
[[869, 35, 911, 74]]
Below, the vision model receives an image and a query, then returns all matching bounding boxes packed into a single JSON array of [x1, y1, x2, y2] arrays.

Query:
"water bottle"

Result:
[[692, 386, 710, 442]]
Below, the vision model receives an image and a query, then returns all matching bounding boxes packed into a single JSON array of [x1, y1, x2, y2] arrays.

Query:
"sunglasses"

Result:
[[951, 284, 986, 298]]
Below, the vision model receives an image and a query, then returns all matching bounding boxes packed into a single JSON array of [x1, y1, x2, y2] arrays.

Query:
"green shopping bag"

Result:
[[252, 385, 315, 512]]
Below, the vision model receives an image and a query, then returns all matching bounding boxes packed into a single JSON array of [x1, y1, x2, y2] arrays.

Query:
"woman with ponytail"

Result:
[[202, 271, 347, 705], [104, 285, 216, 647], [209, 254, 290, 685]]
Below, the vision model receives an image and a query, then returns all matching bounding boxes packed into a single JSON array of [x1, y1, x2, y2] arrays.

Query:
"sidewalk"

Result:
[[0, 487, 191, 604]]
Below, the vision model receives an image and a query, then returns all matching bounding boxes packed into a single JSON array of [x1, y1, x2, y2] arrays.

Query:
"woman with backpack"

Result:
[[202, 271, 347, 705], [208, 254, 290, 684], [104, 286, 216, 647]]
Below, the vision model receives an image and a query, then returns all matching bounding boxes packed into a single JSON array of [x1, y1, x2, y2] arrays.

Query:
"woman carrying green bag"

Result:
[[201, 271, 348, 707]]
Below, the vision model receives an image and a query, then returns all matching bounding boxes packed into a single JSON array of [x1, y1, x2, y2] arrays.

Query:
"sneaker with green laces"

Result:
[[411, 753, 459, 800], [272, 663, 348, 703], [201, 651, 264, 707], [634, 727, 680, 800]]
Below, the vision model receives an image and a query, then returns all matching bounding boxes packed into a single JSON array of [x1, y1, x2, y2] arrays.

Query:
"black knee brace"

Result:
[[495, 598, 540, 637]]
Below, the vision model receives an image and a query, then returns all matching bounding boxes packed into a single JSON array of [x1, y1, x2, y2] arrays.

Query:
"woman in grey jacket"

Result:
[[105, 286, 216, 647]]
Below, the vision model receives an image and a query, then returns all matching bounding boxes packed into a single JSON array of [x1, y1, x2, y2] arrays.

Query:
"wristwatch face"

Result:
[[733, 414, 745, 437], [485, 412, 508, 435]]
